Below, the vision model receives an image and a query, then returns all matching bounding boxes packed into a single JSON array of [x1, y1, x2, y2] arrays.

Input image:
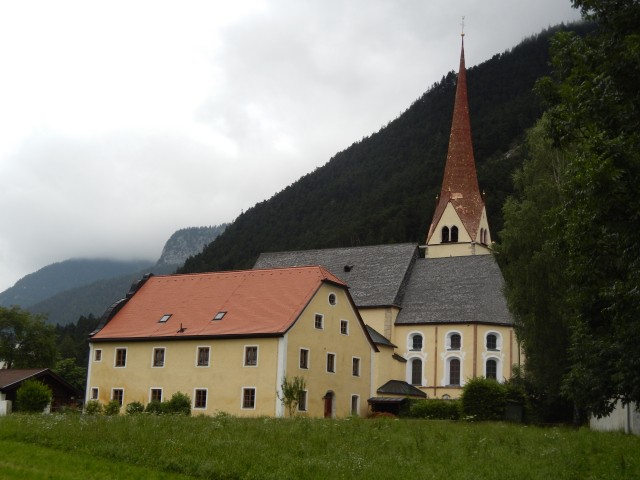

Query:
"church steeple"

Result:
[[425, 34, 492, 257]]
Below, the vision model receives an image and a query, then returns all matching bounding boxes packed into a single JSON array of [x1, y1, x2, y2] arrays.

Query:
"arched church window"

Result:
[[449, 333, 461, 350], [449, 358, 460, 385], [411, 334, 423, 351], [451, 226, 459, 242], [486, 359, 497, 380], [411, 359, 422, 386], [441, 226, 450, 243]]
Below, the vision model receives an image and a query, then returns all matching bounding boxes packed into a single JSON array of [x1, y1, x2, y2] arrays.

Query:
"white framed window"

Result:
[[194, 389, 207, 409], [352, 357, 360, 377], [446, 357, 462, 386], [94, 349, 102, 362], [326, 353, 336, 373], [298, 390, 308, 412], [350, 395, 360, 416], [328, 293, 337, 306], [244, 345, 258, 366], [340, 320, 349, 335], [196, 346, 210, 367], [314, 314, 324, 330], [408, 332, 423, 351], [485, 331, 502, 351], [242, 387, 256, 409], [446, 331, 462, 351], [90, 387, 99, 400], [150, 388, 163, 403], [111, 388, 124, 407], [114, 347, 127, 367], [410, 358, 423, 386], [152, 347, 165, 368], [299, 348, 309, 369]]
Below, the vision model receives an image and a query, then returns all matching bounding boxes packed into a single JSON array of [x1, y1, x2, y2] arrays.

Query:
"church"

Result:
[[85, 36, 518, 417], [255, 34, 517, 406]]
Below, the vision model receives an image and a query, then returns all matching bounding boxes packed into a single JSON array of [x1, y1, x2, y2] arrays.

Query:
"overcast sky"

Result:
[[0, 0, 581, 291]]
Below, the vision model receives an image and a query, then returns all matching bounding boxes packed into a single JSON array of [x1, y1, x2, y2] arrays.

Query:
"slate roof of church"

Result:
[[395, 255, 513, 325], [90, 266, 351, 340], [254, 243, 418, 308]]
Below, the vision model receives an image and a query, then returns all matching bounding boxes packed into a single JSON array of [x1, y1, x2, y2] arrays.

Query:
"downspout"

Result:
[[473, 324, 477, 378], [433, 326, 438, 398]]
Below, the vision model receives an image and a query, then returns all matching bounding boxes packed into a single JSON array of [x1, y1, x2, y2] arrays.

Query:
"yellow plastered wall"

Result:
[[87, 337, 280, 416], [86, 283, 375, 418], [285, 283, 374, 417], [392, 323, 519, 399], [359, 306, 399, 341]]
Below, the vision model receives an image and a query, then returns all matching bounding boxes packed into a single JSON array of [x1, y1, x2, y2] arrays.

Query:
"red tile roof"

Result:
[[427, 37, 485, 243], [91, 266, 347, 340]]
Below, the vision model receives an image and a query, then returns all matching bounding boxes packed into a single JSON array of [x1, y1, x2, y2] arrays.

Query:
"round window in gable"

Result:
[[328, 293, 337, 306]]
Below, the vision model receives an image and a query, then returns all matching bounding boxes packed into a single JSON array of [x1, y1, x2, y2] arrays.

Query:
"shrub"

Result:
[[84, 400, 103, 415], [15, 380, 52, 413], [409, 399, 461, 420], [126, 401, 145, 415], [104, 400, 121, 416], [144, 400, 165, 415], [461, 377, 507, 421], [165, 392, 191, 415]]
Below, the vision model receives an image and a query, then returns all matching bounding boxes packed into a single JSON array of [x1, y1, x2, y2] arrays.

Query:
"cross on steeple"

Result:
[[461, 16, 465, 37]]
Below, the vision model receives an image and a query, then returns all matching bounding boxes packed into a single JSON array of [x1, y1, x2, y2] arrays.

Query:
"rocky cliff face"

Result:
[[157, 225, 227, 267]]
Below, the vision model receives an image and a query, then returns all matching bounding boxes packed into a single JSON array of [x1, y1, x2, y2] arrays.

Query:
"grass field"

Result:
[[0, 414, 639, 479]]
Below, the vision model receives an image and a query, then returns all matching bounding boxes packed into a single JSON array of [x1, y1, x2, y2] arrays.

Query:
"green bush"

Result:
[[461, 377, 507, 421], [15, 380, 52, 413], [126, 401, 145, 415], [84, 400, 103, 415], [409, 399, 461, 420], [104, 400, 121, 416], [165, 392, 191, 415], [144, 400, 165, 415]]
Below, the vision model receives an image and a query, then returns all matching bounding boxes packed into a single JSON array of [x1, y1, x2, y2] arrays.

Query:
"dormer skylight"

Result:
[[213, 311, 226, 321], [159, 314, 172, 323]]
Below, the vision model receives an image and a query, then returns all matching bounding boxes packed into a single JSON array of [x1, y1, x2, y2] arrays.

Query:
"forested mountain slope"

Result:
[[0, 259, 151, 308], [181, 24, 591, 275]]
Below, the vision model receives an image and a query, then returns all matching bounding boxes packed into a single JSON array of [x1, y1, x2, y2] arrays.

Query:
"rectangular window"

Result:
[[197, 346, 210, 367], [150, 388, 163, 403], [352, 357, 360, 377], [194, 389, 207, 409], [299, 348, 309, 369], [314, 314, 324, 329], [326, 353, 336, 373], [242, 387, 256, 409], [94, 349, 102, 362], [340, 320, 349, 335], [152, 347, 165, 367], [112, 388, 124, 406], [351, 395, 359, 416], [298, 390, 307, 412], [91, 387, 98, 400], [114, 348, 127, 367], [244, 346, 258, 366]]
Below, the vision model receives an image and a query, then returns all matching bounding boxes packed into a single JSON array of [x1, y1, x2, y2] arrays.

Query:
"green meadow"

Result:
[[1, 414, 638, 479]]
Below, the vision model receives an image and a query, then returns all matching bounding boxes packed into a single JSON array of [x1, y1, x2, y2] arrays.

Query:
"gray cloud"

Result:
[[0, 0, 580, 290]]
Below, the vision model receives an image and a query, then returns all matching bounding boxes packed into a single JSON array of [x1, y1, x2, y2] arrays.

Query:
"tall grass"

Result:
[[1, 414, 638, 479]]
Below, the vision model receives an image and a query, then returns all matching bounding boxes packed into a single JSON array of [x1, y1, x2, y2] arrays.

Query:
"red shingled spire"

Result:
[[427, 36, 485, 243]]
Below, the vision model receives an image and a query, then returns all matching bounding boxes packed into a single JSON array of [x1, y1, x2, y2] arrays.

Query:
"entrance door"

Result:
[[323, 391, 334, 418]]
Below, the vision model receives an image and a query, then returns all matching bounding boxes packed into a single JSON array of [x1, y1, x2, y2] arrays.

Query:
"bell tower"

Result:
[[425, 33, 491, 258]]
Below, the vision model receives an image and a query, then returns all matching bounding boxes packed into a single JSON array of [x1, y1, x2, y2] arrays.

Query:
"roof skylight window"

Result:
[[159, 314, 172, 323], [213, 311, 226, 321]]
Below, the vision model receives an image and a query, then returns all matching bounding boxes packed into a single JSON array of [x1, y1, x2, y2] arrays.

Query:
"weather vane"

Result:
[[461, 16, 465, 37]]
